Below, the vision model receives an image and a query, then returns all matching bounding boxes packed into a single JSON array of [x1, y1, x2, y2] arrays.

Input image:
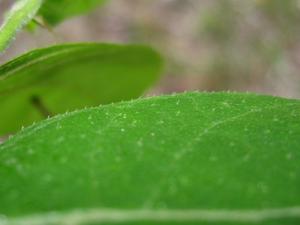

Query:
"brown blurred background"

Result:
[[1, 0, 300, 98]]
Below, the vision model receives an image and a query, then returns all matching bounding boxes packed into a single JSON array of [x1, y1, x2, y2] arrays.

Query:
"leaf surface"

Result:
[[39, 0, 108, 25], [0, 92, 300, 225], [0, 43, 162, 135], [0, 0, 43, 53]]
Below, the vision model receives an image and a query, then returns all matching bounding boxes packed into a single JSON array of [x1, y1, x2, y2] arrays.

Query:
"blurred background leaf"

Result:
[[0, 43, 162, 135], [39, 0, 108, 26]]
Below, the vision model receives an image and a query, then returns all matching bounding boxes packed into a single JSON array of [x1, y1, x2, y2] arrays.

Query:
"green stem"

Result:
[[0, 0, 43, 53], [30, 95, 52, 118], [32, 17, 63, 43]]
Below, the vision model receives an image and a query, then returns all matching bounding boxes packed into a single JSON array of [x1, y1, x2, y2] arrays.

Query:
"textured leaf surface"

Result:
[[0, 92, 300, 225], [39, 0, 107, 25], [0, 0, 42, 53], [0, 43, 162, 135]]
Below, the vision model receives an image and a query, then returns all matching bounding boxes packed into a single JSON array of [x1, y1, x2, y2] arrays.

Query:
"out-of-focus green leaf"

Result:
[[0, 43, 163, 135], [39, 0, 108, 26], [0, 0, 43, 53], [0, 92, 299, 225]]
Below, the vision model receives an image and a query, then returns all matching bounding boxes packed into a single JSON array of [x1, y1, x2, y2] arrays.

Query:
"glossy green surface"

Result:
[[0, 43, 162, 134], [0, 92, 299, 225]]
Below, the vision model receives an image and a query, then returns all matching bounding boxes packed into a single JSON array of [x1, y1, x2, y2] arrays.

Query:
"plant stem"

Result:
[[30, 95, 53, 118], [0, 0, 43, 53]]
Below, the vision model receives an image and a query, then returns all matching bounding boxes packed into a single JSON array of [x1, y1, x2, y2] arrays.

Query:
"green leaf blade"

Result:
[[0, 92, 299, 224], [0, 0, 43, 53], [0, 43, 163, 135], [39, 0, 108, 25]]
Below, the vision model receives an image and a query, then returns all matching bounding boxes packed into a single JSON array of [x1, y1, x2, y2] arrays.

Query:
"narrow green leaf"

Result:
[[0, 92, 299, 225], [0, 43, 162, 135], [39, 0, 108, 26], [0, 0, 43, 53]]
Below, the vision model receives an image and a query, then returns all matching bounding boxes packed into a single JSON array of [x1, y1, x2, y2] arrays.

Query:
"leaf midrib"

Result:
[[2, 207, 300, 225]]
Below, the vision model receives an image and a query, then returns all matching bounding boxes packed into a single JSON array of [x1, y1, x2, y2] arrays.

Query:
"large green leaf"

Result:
[[39, 0, 108, 26], [0, 43, 162, 135], [0, 92, 299, 225], [0, 0, 42, 53]]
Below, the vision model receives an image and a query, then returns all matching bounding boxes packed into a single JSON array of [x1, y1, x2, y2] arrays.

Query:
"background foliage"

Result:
[[1, 0, 300, 98]]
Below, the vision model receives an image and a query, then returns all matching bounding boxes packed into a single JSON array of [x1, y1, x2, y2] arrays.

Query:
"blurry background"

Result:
[[1, 0, 300, 98]]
